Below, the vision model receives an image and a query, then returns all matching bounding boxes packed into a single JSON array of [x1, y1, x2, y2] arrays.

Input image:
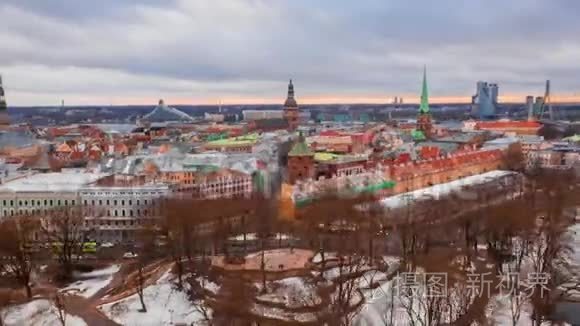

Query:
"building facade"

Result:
[[471, 81, 498, 118], [0, 172, 106, 218], [80, 181, 169, 244], [243, 110, 285, 121], [287, 134, 315, 185]]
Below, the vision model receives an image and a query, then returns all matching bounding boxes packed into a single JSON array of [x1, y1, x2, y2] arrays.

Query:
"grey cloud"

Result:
[[1, 0, 580, 105]]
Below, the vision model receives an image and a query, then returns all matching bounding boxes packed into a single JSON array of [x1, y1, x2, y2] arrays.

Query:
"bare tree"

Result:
[[40, 206, 87, 279], [52, 293, 66, 326], [0, 216, 40, 298], [134, 217, 160, 313]]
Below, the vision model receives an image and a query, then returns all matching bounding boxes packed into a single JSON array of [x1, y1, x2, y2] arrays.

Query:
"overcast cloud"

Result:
[[1, 0, 579, 105]]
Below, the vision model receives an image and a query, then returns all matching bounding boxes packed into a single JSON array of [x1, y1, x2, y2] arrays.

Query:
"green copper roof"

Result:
[[419, 66, 430, 114], [293, 180, 397, 208], [353, 180, 396, 193], [411, 129, 426, 141], [563, 134, 580, 142], [206, 133, 258, 146], [288, 132, 314, 156], [314, 152, 341, 161]]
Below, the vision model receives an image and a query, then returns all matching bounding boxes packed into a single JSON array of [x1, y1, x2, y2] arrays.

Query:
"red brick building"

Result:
[[287, 133, 315, 184]]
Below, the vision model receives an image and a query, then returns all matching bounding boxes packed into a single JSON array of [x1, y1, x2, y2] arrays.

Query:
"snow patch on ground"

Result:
[[312, 252, 337, 263], [251, 303, 317, 323], [196, 277, 220, 295], [257, 277, 321, 308], [1, 299, 87, 326], [61, 265, 120, 298], [486, 295, 535, 326], [98, 270, 209, 326]]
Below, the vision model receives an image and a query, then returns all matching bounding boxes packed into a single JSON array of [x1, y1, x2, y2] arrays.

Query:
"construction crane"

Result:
[[534, 80, 554, 121]]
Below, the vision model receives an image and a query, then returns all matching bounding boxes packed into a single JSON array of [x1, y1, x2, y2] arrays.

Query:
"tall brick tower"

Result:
[[283, 79, 300, 131], [0, 75, 9, 130], [416, 67, 432, 138], [287, 132, 315, 184]]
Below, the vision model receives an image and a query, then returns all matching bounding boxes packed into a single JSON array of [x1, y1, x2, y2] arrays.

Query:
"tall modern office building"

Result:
[[526, 95, 535, 121], [0, 75, 9, 129], [471, 81, 498, 119]]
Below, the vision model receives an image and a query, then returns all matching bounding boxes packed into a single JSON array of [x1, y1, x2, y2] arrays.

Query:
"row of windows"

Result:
[[337, 167, 364, 177], [80, 191, 165, 196], [90, 209, 156, 217], [86, 218, 146, 227], [1, 199, 75, 207], [200, 183, 251, 189], [82, 199, 155, 206]]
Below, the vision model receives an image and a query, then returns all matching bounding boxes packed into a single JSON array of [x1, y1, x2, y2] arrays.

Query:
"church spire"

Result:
[[284, 79, 298, 108], [0, 74, 6, 107], [419, 66, 429, 114], [0, 73, 9, 129]]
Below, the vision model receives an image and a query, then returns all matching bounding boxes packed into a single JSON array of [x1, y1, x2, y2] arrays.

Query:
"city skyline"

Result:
[[1, 0, 580, 106]]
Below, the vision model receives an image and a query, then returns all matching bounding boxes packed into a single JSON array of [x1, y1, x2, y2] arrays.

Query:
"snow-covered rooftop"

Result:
[[380, 170, 516, 210], [0, 172, 109, 192]]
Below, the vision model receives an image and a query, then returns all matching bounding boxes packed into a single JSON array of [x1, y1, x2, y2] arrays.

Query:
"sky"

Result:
[[1, 0, 580, 106]]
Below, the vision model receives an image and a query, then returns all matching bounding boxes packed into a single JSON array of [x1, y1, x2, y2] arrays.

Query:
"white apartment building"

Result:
[[242, 110, 284, 121], [0, 172, 107, 218], [80, 181, 170, 244]]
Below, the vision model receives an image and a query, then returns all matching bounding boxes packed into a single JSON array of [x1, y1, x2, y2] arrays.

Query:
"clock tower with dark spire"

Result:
[[0, 75, 9, 130], [283, 79, 300, 131]]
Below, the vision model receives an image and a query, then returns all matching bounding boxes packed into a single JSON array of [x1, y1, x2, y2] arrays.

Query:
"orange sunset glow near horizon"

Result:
[[100, 94, 580, 107]]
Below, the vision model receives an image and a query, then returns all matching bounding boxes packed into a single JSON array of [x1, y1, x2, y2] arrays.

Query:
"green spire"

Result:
[[419, 66, 430, 114], [288, 132, 314, 156]]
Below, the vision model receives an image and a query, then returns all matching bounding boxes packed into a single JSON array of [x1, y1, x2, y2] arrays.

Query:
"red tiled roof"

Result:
[[476, 121, 541, 129]]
